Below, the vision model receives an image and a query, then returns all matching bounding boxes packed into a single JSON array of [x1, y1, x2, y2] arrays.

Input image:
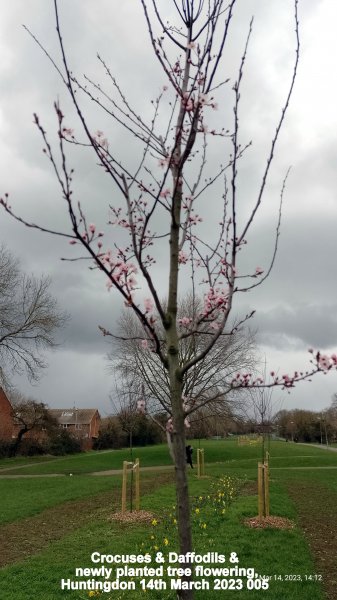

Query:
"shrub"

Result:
[[47, 429, 82, 455]]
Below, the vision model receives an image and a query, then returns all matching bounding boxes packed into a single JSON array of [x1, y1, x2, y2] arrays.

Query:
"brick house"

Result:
[[48, 408, 101, 450], [0, 387, 16, 441], [0, 388, 101, 450]]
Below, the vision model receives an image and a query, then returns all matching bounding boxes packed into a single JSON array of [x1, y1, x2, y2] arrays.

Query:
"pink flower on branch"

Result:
[[178, 317, 193, 328], [144, 297, 154, 313], [62, 127, 74, 137], [159, 188, 171, 199], [188, 214, 203, 226], [178, 250, 188, 264], [230, 350, 337, 391]]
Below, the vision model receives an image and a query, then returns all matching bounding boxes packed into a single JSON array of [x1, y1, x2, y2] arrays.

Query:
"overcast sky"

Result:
[[0, 0, 336, 416]]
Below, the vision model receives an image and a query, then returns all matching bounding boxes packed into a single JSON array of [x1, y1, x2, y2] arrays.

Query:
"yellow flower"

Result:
[[199, 496, 203, 500], [151, 519, 158, 526], [202, 523, 207, 529], [164, 538, 169, 545], [173, 518, 177, 525], [195, 508, 200, 514], [154, 545, 159, 551], [150, 535, 155, 540]]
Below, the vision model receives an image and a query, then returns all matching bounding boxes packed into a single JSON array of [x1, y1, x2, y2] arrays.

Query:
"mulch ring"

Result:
[[109, 510, 156, 524], [244, 515, 295, 529], [286, 480, 337, 600], [0, 471, 173, 568]]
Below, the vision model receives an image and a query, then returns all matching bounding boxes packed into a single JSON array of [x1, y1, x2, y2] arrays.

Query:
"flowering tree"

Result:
[[2, 1, 337, 597]]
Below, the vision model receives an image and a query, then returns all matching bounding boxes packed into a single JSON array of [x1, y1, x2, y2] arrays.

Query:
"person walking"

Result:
[[186, 445, 193, 468]]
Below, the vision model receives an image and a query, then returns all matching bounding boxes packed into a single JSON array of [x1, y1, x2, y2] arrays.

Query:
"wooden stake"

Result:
[[258, 462, 264, 518], [122, 460, 128, 513], [264, 462, 270, 517], [135, 458, 140, 511], [197, 448, 205, 477]]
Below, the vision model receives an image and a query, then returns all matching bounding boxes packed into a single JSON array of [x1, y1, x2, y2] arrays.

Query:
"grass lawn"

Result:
[[1, 440, 336, 599], [1, 439, 337, 474]]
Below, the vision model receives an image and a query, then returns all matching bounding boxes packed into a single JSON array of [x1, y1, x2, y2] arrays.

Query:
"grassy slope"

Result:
[[1, 440, 337, 475], [1, 441, 336, 599], [0, 471, 323, 600]]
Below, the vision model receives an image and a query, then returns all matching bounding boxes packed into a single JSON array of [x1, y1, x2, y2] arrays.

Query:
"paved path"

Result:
[[0, 464, 175, 479]]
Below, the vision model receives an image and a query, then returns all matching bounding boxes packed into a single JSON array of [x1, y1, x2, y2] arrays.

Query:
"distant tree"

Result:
[[10, 394, 57, 456], [93, 416, 127, 450], [0, 246, 66, 386], [110, 297, 256, 428]]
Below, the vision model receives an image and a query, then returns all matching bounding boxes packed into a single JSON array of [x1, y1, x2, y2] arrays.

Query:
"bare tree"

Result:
[[110, 380, 140, 459], [2, 2, 337, 597], [10, 393, 57, 456], [110, 297, 256, 439], [0, 245, 66, 386]]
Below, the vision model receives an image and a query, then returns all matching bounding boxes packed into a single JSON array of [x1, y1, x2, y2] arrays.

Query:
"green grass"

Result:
[[0, 475, 120, 525], [0, 469, 323, 599], [1, 441, 336, 599], [2, 439, 337, 475]]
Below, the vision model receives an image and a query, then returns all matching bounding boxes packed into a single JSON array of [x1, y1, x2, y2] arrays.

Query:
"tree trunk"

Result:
[[171, 372, 194, 600]]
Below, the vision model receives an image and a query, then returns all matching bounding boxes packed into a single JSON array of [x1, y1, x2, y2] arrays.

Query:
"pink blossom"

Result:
[[97, 241, 103, 249], [144, 297, 154, 313], [163, 85, 168, 91], [178, 250, 188, 264], [318, 354, 330, 371], [202, 286, 229, 317], [62, 127, 74, 137], [158, 157, 170, 168], [178, 317, 192, 327], [69, 240, 77, 245], [89, 223, 96, 234], [199, 93, 209, 105], [186, 41, 196, 50], [188, 214, 203, 226], [255, 266, 264, 276], [160, 188, 171, 199]]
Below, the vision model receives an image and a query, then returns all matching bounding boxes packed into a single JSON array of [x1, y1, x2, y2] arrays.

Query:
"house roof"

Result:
[[49, 408, 100, 425]]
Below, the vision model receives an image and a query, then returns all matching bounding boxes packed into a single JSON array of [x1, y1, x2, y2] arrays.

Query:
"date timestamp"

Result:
[[264, 574, 322, 582]]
